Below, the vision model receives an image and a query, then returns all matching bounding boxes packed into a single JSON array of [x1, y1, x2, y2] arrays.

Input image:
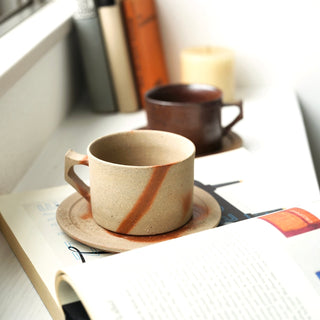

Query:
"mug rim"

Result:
[[145, 83, 223, 107], [87, 130, 196, 168]]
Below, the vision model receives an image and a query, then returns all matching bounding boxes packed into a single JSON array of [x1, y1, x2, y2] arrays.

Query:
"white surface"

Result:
[[0, 37, 80, 194], [1, 86, 320, 319], [0, 0, 81, 194], [0, 0, 75, 97]]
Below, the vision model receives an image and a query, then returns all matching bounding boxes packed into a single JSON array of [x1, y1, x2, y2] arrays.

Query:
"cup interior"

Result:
[[145, 84, 222, 105], [89, 130, 195, 166]]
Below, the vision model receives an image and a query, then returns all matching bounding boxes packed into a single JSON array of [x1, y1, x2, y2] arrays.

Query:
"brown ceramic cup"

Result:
[[144, 83, 243, 155], [64, 130, 195, 236]]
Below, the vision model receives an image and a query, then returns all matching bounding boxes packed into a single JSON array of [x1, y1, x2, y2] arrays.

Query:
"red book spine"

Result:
[[121, 0, 169, 107]]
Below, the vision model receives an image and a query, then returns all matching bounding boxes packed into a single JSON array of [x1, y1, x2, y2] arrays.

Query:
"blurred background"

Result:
[[1, 0, 320, 192]]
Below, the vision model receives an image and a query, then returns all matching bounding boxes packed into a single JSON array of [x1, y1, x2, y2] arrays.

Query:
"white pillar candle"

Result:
[[180, 46, 235, 102]]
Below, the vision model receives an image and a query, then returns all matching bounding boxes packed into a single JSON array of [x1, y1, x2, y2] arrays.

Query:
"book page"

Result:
[[2, 150, 319, 319], [56, 208, 320, 319], [195, 148, 280, 214], [195, 148, 320, 215], [0, 151, 254, 319], [194, 148, 251, 186], [0, 186, 111, 319]]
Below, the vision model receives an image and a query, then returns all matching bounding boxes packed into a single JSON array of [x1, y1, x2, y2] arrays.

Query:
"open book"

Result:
[[1, 149, 320, 319], [56, 205, 320, 319], [2, 189, 320, 319]]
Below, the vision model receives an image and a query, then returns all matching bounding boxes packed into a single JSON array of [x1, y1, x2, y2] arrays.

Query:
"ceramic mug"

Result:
[[144, 83, 243, 155], [64, 130, 195, 236]]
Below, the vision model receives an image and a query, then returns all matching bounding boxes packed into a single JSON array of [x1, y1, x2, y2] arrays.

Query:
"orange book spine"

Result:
[[121, 0, 169, 107]]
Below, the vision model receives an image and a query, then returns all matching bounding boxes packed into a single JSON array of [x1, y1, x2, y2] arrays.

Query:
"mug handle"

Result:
[[221, 100, 243, 136], [65, 149, 90, 202]]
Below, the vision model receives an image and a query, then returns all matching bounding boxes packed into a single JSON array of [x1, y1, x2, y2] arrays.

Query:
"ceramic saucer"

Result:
[[56, 186, 221, 253], [197, 131, 242, 157]]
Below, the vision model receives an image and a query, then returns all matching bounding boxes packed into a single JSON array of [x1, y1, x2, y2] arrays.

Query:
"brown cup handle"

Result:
[[65, 149, 90, 202], [221, 100, 243, 136]]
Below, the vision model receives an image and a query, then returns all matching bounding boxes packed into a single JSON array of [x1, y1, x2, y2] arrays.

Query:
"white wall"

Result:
[[0, 34, 82, 194], [156, 0, 320, 185], [0, 0, 81, 194]]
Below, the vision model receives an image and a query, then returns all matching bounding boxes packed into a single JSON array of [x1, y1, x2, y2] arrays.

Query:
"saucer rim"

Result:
[[56, 186, 221, 252], [138, 127, 242, 157]]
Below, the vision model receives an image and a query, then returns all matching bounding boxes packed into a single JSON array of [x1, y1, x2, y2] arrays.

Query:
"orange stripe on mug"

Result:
[[116, 166, 170, 234]]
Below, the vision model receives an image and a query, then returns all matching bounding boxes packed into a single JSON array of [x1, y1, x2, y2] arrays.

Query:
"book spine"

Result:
[[97, 0, 139, 112], [74, 0, 117, 113], [121, 0, 169, 107]]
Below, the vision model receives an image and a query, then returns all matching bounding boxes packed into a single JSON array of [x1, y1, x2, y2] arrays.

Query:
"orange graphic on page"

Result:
[[259, 208, 320, 237]]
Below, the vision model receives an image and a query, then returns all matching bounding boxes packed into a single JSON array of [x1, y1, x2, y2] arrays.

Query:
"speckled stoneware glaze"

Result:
[[145, 83, 243, 155], [65, 130, 195, 236], [56, 186, 222, 252]]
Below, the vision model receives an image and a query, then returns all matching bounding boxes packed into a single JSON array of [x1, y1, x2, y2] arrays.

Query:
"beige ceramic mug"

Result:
[[64, 130, 195, 236]]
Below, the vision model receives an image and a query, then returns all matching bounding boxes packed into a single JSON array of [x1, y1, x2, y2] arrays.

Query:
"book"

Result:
[[73, 0, 117, 113], [96, 0, 139, 113], [0, 185, 103, 320], [0, 182, 230, 319], [4, 184, 319, 319], [121, 0, 169, 107], [1, 149, 316, 319], [0, 149, 249, 319], [55, 205, 320, 319]]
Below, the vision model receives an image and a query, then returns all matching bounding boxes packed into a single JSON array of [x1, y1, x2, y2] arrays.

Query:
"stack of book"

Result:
[[74, 0, 169, 113]]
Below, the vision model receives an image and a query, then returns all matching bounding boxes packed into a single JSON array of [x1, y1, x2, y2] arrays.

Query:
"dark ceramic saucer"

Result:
[[139, 126, 242, 157]]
